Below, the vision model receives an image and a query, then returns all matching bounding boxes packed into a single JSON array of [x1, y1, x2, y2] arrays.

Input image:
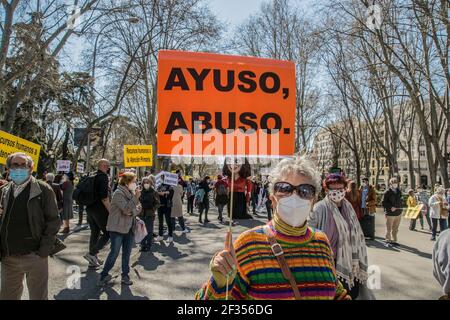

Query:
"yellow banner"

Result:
[[404, 204, 423, 219], [124, 145, 153, 168], [0, 130, 41, 172]]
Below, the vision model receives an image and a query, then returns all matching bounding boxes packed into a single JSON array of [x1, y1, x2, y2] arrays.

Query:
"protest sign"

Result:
[[76, 162, 85, 174], [0, 130, 40, 172], [124, 145, 153, 168], [157, 50, 296, 158], [155, 171, 178, 188], [404, 204, 424, 219], [57, 160, 71, 173]]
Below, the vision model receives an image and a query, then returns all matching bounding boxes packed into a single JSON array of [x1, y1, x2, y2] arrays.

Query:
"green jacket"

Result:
[[0, 177, 61, 260]]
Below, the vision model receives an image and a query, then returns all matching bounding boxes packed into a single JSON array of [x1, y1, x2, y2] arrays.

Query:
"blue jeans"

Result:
[[432, 218, 448, 238], [141, 215, 155, 249], [100, 230, 134, 278]]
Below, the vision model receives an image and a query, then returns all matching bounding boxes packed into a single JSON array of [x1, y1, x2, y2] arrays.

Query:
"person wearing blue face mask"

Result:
[[0, 152, 60, 300]]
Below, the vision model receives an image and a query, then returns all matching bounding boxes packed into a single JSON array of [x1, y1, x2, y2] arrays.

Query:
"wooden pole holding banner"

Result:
[[225, 163, 236, 300]]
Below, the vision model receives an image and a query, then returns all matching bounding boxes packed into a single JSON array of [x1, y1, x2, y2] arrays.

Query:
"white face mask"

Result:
[[328, 189, 346, 203], [128, 182, 137, 192], [143, 183, 150, 190], [276, 195, 311, 227], [391, 184, 398, 189]]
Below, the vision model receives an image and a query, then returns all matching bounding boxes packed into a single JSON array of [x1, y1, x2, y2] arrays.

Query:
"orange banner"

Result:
[[157, 50, 296, 158]]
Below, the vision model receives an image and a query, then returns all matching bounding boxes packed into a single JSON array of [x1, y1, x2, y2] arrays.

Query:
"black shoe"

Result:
[[391, 242, 400, 246], [431, 237, 436, 241], [61, 227, 70, 234], [140, 246, 150, 252], [121, 275, 133, 286], [204, 219, 210, 223], [98, 274, 112, 286], [198, 219, 203, 224]]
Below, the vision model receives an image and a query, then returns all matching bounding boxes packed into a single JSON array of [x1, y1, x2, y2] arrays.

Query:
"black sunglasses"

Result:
[[274, 182, 316, 200]]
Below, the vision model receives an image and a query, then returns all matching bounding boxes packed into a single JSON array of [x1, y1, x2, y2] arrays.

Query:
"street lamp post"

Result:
[[85, 15, 140, 172]]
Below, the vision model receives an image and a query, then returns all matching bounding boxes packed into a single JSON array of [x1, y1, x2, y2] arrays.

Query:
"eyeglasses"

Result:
[[273, 182, 316, 200], [10, 162, 28, 169]]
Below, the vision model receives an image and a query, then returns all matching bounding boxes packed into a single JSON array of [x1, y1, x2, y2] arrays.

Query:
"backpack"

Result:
[[217, 183, 227, 196], [72, 173, 97, 206], [194, 188, 205, 205]]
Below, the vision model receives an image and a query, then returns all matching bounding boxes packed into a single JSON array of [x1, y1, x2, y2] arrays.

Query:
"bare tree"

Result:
[[321, 0, 448, 187], [97, 0, 222, 168], [233, 0, 325, 153]]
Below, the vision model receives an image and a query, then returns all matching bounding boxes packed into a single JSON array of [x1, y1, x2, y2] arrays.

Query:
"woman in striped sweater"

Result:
[[195, 156, 350, 300]]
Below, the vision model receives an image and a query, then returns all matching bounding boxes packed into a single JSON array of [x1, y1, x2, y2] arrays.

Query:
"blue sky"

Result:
[[63, 0, 267, 69], [62, 0, 317, 70], [209, 0, 317, 26], [209, 0, 266, 26]]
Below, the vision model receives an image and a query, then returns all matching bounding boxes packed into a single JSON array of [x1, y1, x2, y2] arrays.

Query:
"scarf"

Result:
[[13, 176, 32, 198], [273, 213, 308, 237], [325, 196, 368, 289]]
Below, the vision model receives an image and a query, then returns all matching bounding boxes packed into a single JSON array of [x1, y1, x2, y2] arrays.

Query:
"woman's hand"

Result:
[[210, 232, 237, 287], [135, 187, 142, 199]]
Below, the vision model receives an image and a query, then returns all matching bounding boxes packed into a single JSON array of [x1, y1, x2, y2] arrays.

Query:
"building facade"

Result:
[[312, 106, 449, 190]]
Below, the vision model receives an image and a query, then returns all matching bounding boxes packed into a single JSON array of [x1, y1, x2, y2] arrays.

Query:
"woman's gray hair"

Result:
[[436, 187, 445, 195], [46, 173, 55, 183], [268, 156, 322, 196]]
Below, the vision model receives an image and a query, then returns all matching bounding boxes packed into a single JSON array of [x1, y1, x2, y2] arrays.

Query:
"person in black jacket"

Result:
[[155, 175, 174, 243], [382, 178, 403, 246], [139, 177, 160, 252], [84, 159, 111, 268], [198, 176, 212, 224]]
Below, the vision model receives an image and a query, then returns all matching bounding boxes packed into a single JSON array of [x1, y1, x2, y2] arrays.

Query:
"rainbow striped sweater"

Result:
[[195, 216, 348, 300]]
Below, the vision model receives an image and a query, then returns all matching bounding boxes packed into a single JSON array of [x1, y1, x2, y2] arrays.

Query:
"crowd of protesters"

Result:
[[0, 152, 448, 300]]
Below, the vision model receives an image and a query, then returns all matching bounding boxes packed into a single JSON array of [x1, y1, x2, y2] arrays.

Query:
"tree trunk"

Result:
[[407, 149, 416, 189], [62, 127, 70, 160]]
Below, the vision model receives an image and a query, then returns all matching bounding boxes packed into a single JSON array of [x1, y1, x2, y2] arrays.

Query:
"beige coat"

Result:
[[107, 185, 140, 234], [171, 184, 183, 218]]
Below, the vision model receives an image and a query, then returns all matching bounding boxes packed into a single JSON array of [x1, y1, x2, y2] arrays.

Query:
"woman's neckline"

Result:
[[272, 214, 309, 237]]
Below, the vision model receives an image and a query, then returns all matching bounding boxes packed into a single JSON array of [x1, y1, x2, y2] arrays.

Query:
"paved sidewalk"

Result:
[[0, 208, 443, 300]]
